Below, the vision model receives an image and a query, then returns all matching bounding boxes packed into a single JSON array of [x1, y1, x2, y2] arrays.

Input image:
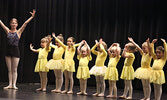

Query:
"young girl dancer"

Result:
[[46, 34, 65, 93], [148, 38, 167, 100], [119, 42, 136, 99], [89, 38, 107, 97], [30, 35, 51, 92], [104, 43, 121, 98], [52, 33, 79, 94], [76, 40, 92, 95], [0, 9, 36, 89], [128, 37, 152, 100]]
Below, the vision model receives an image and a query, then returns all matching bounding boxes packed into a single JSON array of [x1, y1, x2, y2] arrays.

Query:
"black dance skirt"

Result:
[[6, 46, 20, 58]]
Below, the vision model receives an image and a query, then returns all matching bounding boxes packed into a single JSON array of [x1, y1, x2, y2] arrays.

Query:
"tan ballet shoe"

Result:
[[4, 85, 13, 89], [98, 93, 104, 97], [36, 88, 42, 91], [61, 90, 67, 94], [92, 93, 98, 96], [42, 89, 46, 92], [77, 92, 83, 95], [83, 92, 88, 95], [56, 90, 61, 93], [119, 95, 126, 99], [106, 95, 113, 98], [51, 89, 57, 93], [126, 97, 133, 100], [13, 86, 18, 90], [67, 91, 73, 94]]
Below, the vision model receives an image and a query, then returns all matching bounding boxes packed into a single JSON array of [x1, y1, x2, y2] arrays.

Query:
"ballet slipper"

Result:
[[56, 90, 61, 93], [126, 97, 133, 100], [140, 97, 146, 100], [61, 90, 67, 94], [36, 88, 42, 91], [83, 92, 88, 95], [42, 89, 46, 92], [67, 91, 73, 94], [77, 92, 83, 95], [145, 98, 150, 100], [51, 89, 57, 93], [92, 93, 98, 96], [106, 95, 113, 98], [98, 93, 104, 97], [4, 85, 13, 89], [13, 86, 18, 90], [119, 95, 126, 99]]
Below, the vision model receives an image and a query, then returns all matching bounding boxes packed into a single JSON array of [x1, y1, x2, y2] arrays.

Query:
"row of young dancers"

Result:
[[30, 33, 166, 100], [0, 9, 166, 100]]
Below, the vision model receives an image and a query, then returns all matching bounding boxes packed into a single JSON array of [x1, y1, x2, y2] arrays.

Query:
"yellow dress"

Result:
[[55, 37, 79, 72], [134, 52, 152, 79], [89, 44, 107, 76], [35, 47, 51, 72], [76, 54, 92, 79], [120, 52, 135, 80], [150, 43, 167, 84], [46, 43, 65, 70], [104, 55, 121, 81]]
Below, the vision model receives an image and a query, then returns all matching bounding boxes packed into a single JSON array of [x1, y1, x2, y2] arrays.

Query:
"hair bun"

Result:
[[59, 34, 63, 37]]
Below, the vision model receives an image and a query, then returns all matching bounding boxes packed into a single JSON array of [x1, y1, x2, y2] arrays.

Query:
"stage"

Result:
[[0, 83, 167, 100]]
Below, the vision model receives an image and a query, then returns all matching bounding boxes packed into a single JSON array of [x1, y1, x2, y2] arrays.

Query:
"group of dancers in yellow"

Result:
[[30, 32, 166, 100], [1, 9, 166, 100]]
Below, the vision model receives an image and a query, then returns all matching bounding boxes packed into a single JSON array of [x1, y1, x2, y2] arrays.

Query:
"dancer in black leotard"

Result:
[[0, 9, 36, 89]]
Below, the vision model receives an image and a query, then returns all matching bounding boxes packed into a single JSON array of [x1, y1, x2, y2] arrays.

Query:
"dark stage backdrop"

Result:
[[0, 0, 167, 91]]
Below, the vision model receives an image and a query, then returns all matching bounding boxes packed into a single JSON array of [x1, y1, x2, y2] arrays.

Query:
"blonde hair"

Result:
[[41, 38, 48, 43], [57, 34, 64, 42], [142, 42, 148, 47], [111, 43, 121, 55], [10, 18, 18, 24], [101, 41, 107, 50], [81, 45, 87, 51]]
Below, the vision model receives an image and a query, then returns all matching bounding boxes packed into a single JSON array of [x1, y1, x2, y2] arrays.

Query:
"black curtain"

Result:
[[0, 0, 167, 91]]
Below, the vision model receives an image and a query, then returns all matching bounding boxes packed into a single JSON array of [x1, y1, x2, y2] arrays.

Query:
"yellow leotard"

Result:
[[104, 55, 121, 81], [55, 37, 79, 72], [150, 43, 167, 84], [35, 47, 51, 72], [46, 43, 65, 70], [134, 52, 152, 79], [89, 44, 107, 76], [76, 54, 92, 79], [120, 52, 135, 80]]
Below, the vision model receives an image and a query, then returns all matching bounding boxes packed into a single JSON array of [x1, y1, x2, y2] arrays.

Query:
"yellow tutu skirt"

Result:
[[134, 67, 152, 80], [150, 70, 165, 84], [89, 65, 107, 76], [76, 66, 90, 79], [104, 67, 118, 81], [120, 66, 134, 80], [45, 59, 64, 70], [35, 59, 49, 72], [63, 59, 75, 72]]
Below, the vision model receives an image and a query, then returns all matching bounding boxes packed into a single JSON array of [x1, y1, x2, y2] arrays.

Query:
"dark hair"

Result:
[[128, 43, 137, 52], [68, 37, 76, 42], [156, 46, 164, 53]]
